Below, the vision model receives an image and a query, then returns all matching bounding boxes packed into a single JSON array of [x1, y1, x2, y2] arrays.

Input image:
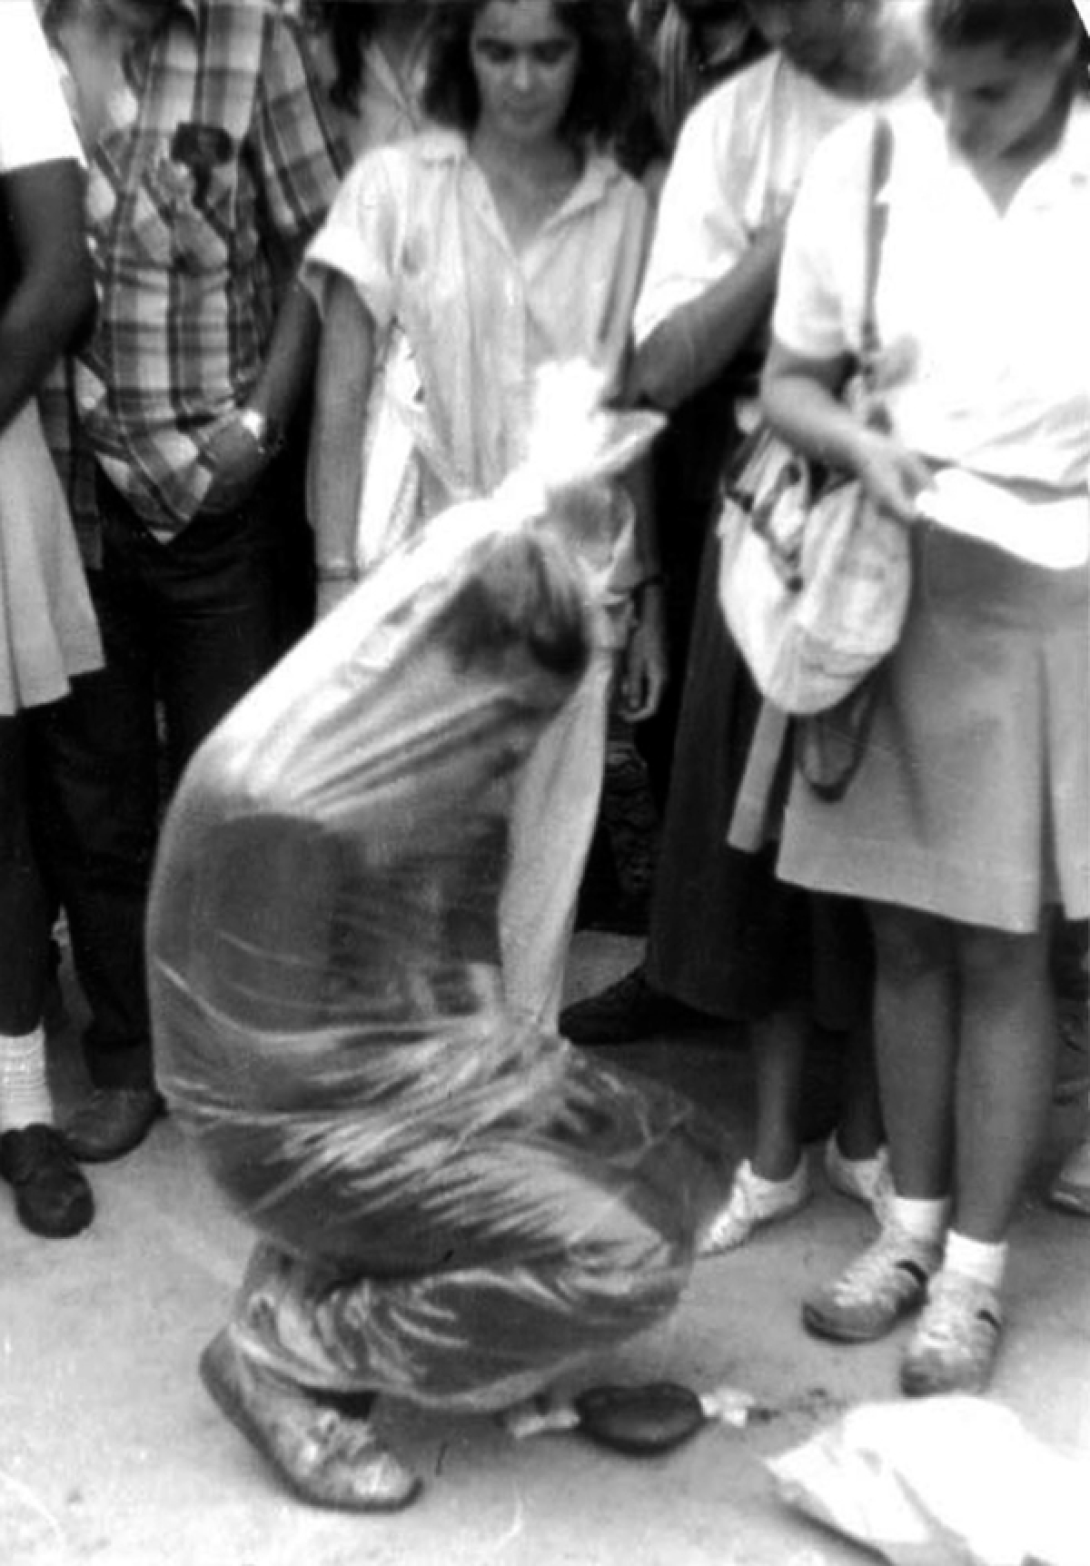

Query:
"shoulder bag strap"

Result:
[[858, 113, 893, 398]]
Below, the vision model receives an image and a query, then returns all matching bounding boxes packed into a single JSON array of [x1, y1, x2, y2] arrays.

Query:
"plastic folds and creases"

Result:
[[147, 413, 723, 1411]]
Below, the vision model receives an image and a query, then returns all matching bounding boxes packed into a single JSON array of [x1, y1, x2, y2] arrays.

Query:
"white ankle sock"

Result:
[[888, 1194, 950, 1245], [747, 1156, 805, 1193], [942, 1230, 1008, 1292], [0, 1027, 53, 1132]]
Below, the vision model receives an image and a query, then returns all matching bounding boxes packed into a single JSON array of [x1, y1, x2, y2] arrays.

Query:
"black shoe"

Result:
[[0, 1125, 95, 1238], [63, 1086, 164, 1164], [560, 966, 711, 1045], [576, 890, 651, 937]]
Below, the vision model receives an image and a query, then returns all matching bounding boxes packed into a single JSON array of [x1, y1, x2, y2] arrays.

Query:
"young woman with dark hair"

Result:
[[421, 0, 647, 150], [763, 0, 1088, 1395]]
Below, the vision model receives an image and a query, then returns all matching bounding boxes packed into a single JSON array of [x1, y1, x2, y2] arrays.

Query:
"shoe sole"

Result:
[[900, 1333, 1000, 1398], [1048, 1186, 1090, 1217], [12, 1196, 95, 1240], [199, 1335, 422, 1513], [801, 1290, 924, 1344], [900, 1363, 992, 1397]]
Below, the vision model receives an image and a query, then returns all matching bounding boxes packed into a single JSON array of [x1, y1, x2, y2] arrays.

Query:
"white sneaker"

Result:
[[825, 1135, 891, 1219], [1048, 1135, 1090, 1217], [900, 1271, 1003, 1396], [802, 1224, 942, 1342], [700, 1157, 811, 1255]]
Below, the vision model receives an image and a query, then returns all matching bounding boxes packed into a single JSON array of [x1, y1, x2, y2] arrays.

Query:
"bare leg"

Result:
[[869, 905, 957, 1200], [749, 1007, 807, 1181], [835, 1021, 884, 1162], [952, 922, 1054, 1242]]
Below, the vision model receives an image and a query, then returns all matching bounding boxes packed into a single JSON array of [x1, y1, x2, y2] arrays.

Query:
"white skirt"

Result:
[[0, 400, 102, 715]]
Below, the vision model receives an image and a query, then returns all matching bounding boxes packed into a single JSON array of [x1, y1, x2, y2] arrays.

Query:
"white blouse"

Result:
[[774, 96, 1090, 492], [634, 53, 862, 346], [0, 0, 82, 175]]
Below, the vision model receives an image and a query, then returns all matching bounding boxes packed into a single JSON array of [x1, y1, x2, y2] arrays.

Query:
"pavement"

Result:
[[2, 930, 1087, 1566]]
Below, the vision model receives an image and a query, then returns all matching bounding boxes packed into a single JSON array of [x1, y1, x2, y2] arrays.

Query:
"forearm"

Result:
[[309, 279, 376, 569], [247, 275, 322, 433], [761, 367, 867, 475], [762, 348, 932, 525], [0, 162, 95, 433], [635, 228, 783, 411], [622, 455, 659, 578]]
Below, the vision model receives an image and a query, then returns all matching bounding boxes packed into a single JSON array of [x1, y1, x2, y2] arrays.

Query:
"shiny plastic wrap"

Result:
[[147, 406, 725, 1412]]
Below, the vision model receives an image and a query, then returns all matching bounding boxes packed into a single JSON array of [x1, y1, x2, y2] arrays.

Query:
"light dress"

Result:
[[0, 0, 101, 715], [773, 97, 1090, 931], [304, 130, 653, 1030]]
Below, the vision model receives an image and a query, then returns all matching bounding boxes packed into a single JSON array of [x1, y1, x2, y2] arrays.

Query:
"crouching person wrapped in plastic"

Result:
[[146, 406, 726, 1512]]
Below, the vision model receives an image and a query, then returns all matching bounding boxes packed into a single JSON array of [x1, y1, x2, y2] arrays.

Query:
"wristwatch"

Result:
[[237, 406, 284, 458]]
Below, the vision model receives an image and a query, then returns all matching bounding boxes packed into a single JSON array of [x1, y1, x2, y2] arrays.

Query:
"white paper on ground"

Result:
[[916, 468, 1090, 570], [767, 1396, 1088, 1566]]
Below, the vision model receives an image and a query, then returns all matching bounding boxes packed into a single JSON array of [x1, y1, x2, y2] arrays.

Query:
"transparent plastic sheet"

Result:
[[147, 461, 726, 1412]]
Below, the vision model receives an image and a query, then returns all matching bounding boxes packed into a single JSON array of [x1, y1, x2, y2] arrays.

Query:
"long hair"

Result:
[[421, 0, 649, 150], [310, 2, 378, 115]]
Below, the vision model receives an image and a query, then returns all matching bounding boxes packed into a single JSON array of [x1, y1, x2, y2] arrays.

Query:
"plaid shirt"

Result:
[[40, 0, 344, 549]]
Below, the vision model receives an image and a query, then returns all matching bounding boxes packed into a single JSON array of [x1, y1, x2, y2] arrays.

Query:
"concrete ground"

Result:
[[2, 930, 1088, 1566]]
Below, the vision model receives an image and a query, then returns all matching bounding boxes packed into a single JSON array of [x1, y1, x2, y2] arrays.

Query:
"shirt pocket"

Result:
[[124, 128, 241, 274]]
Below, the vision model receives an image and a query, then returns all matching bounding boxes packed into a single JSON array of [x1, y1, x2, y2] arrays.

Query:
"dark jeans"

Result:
[[34, 472, 284, 1089]]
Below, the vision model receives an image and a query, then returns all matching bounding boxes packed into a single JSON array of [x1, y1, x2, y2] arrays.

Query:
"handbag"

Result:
[[717, 114, 910, 719]]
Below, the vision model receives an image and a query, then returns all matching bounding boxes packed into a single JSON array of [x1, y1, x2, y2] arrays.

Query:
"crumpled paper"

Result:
[[768, 1396, 1087, 1566]]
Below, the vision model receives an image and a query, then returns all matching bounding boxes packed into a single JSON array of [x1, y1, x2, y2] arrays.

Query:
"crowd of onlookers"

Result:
[[0, 0, 1087, 1508]]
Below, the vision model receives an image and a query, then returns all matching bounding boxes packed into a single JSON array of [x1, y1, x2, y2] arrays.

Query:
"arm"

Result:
[[202, 271, 322, 511], [761, 340, 931, 526], [636, 222, 784, 411], [618, 453, 667, 722], [308, 274, 378, 617], [632, 74, 780, 411], [203, 10, 346, 510], [0, 159, 95, 435]]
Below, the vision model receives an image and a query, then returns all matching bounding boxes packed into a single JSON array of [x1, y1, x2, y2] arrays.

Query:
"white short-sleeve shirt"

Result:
[[0, 0, 81, 175], [306, 129, 650, 502], [633, 53, 861, 346], [774, 97, 1090, 491]]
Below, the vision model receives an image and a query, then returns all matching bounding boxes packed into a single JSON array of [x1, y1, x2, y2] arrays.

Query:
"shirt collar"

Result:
[[1046, 96, 1090, 189], [418, 128, 623, 209]]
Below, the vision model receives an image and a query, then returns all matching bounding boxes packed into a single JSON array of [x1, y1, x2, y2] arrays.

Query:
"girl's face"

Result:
[[924, 35, 1076, 164], [469, 0, 581, 149]]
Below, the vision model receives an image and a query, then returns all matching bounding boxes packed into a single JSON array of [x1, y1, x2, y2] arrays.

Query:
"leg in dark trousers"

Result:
[[36, 474, 283, 1153]]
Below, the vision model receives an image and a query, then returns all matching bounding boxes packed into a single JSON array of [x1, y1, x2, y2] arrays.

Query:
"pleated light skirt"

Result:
[[779, 523, 1089, 932]]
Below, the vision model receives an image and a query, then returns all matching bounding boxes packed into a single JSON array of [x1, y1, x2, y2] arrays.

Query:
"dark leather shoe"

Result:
[[560, 966, 712, 1045], [63, 1086, 164, 1164], [0, 1125, 95, 1238]]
